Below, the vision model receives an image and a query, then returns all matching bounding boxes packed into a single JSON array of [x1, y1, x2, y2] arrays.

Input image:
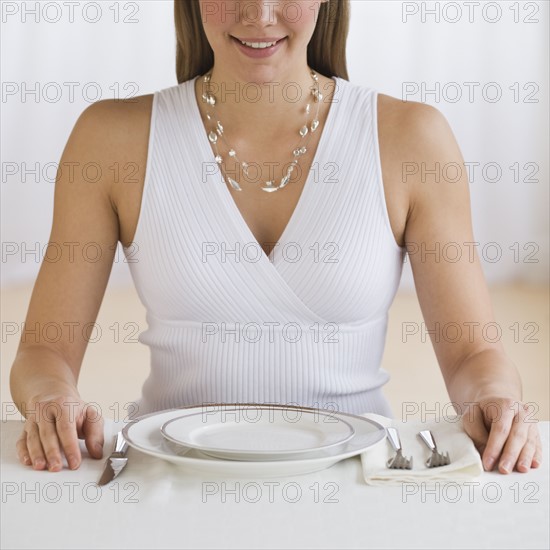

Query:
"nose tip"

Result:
[[241, 0, 278, 25]]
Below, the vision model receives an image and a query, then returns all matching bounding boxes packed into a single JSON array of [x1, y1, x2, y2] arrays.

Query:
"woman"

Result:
[[10, 0, 542, 475]]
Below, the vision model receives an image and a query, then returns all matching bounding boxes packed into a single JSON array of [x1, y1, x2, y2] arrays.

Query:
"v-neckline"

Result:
[[190, 74, 343, 264]]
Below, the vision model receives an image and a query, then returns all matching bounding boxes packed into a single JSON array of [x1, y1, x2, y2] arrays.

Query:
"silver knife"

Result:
[[96, 431, 129, 486]]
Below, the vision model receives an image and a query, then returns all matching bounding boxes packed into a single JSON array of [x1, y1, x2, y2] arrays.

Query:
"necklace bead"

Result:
[[201, 69, 321, 193]]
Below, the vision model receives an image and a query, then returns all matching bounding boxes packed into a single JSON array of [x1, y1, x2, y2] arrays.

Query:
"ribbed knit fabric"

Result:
[[122, 75, 407, 420]]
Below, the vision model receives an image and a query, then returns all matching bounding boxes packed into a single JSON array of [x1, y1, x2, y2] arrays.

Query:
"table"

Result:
[[1, 419, 548, 549]]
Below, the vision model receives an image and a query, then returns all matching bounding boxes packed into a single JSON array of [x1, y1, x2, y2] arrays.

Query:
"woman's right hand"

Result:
[[15, 395, 104, 471]]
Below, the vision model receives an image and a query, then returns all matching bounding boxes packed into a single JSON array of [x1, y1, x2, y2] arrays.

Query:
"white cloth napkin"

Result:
[[360, 413, 484, 485]]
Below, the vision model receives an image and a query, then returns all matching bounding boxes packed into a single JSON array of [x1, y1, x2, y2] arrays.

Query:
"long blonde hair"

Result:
[[174, 0, 350, 83]]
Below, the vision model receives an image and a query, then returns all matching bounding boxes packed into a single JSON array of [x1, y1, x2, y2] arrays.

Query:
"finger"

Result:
[[24, 422, 47, 470], [462, 405, 490, 467], [512, 423, 538, 473], [532, 426, 543, 468], [496, 405, 530, 474], [481, 400, 517, 472], [36, 404, 64, 472], [15, 432, 32, 466], [81, 404, 104, 459], [55, 406, 82, 470]]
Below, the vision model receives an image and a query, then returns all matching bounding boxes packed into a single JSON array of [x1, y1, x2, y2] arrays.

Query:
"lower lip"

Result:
[[232, 36, 287, 58]]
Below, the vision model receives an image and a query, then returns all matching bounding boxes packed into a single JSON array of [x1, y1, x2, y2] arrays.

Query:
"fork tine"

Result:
[[387, 454, 401, 468], [430, 450, 448, 468], [427, 451, 438, 468], [418, 430, 451, 468], [387, 452, 413, 469]]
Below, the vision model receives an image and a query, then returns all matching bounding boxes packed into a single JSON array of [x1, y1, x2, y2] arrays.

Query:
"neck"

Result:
[[199, 66, 320, 135]]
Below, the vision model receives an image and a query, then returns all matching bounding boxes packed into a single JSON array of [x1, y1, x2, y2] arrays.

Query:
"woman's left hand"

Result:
[[461, 397, 543, 473]]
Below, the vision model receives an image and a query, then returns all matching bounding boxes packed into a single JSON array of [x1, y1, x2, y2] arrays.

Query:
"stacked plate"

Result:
[[122, 404, 387, 477]]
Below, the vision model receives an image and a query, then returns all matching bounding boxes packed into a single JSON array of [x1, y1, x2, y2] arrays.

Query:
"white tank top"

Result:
[[123, 75, 406, 419]]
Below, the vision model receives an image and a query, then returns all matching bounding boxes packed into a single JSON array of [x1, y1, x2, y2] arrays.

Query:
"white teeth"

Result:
[[241, 40, 277, 49]]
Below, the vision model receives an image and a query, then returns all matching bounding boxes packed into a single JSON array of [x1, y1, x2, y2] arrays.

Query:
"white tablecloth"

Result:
[[1, 419, 548, 549]]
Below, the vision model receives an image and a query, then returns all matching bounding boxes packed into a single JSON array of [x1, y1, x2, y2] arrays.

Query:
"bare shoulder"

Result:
[[377, 93, 453, 156], [76, 94, 154, 132], [67, 94, 154, 183], [73, 94, 154, 166], [375, 93, 460, 247], [74, 94, 155, 246]]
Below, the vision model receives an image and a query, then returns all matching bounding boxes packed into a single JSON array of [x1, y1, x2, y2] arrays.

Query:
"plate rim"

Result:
[[121, 403, 387, 470]]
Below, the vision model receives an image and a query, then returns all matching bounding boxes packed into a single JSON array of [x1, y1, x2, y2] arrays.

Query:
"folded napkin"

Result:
[[360, 413, 484, 486]]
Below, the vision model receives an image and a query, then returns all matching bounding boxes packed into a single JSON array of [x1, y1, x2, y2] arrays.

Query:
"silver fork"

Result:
[[418, 430, 451, 468], [386, 427, 413, 469]]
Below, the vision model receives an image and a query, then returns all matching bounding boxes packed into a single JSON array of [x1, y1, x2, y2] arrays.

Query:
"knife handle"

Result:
[[114, 431, 129, 454]]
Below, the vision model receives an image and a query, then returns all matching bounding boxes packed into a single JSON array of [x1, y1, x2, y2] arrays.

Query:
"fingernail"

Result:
[[484, 457, 495, 470], [518, 460, 529, 471], [48, 461, 60, 471], [23, 455, 30, 465], [500, 460, 511, 473], [94, 443, 103, 454], [34, 458, 45, 468], [67, 454, 78, 470]]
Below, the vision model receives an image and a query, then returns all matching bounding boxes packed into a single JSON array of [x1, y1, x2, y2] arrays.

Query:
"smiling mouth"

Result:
[[231, 36, 287, 47]]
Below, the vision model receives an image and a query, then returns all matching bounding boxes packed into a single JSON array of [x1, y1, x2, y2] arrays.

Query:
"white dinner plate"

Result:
[[160, 406, 356, 461], [122, 404, 387, 478]]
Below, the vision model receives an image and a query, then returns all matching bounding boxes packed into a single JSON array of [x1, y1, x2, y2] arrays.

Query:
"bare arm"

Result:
[[9, 97, 150, 471], [381, 97, 542, 473]]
